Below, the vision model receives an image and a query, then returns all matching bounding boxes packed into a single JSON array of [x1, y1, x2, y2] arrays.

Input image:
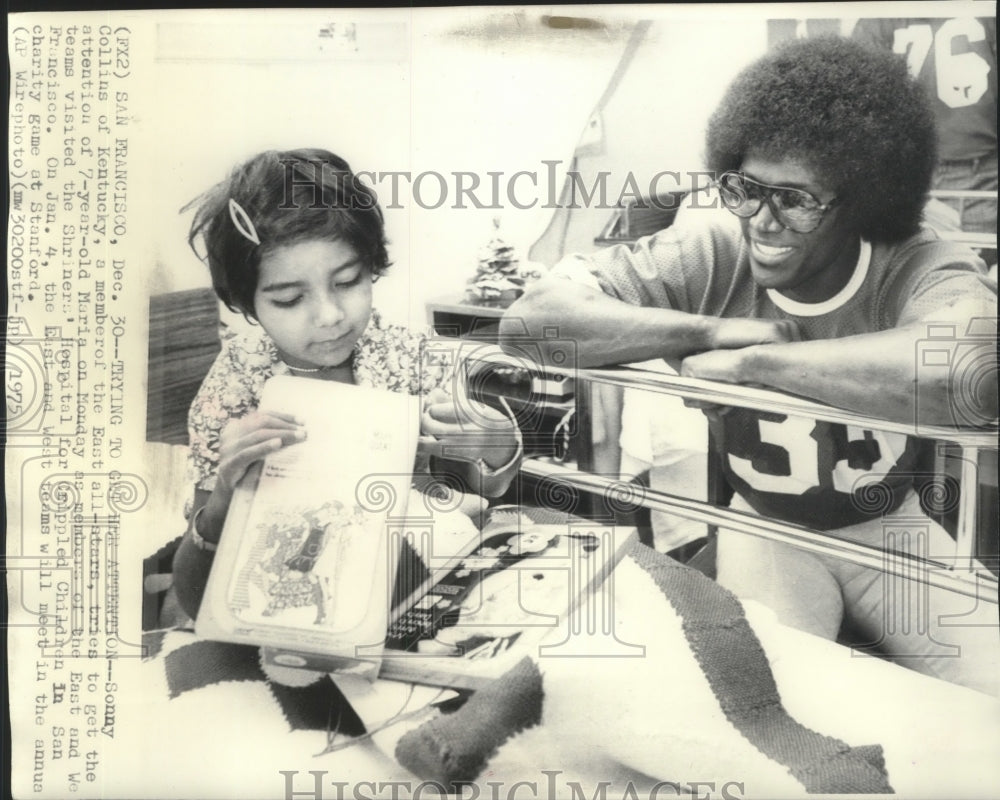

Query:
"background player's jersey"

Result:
[[853, 17, 997, 162], [579, 202, 994, 529]]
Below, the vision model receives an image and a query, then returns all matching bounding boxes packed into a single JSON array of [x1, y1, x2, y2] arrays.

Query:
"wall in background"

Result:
[[148, 8, 767, 328]]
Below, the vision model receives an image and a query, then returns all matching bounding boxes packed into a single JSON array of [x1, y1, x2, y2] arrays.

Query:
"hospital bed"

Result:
[[134, 325, 999, 799]]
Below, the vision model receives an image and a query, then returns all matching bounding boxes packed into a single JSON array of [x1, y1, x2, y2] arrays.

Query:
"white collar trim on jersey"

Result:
[[766, 239, 872, 317]]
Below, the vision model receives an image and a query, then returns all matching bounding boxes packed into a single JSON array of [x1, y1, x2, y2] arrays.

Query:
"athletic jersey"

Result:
[[557, 200, 996, 529], [853, 17, 997, 162]]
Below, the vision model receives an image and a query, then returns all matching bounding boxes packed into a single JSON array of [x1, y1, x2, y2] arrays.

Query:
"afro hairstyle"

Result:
[[705, 36, 938, 243]]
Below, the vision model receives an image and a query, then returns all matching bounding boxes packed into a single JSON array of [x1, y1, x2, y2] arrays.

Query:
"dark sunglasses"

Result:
[[716, 171, 838, 233]]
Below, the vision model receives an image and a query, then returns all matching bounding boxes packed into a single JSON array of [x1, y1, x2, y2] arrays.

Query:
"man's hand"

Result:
[[680, 347, 751, 384], [421, 388, 518, 471], [711, 317, 802, 350], [683, 319, 799, 421], [680, 348, 763, 422], [215, 410, 306, 496]]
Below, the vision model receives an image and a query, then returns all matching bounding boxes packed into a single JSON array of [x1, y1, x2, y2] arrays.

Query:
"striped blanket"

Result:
[[142, 537, 915, 797], [395, 539, 892, 794]]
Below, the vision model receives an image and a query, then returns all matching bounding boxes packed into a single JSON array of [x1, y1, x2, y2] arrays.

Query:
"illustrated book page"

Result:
[[196, 375, 420, 673]]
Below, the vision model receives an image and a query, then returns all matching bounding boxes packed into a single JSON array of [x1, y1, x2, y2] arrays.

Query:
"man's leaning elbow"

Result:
[[916, 371, 999, 427], [964, 382, 1000, 426], [949, 349, 998, 424]]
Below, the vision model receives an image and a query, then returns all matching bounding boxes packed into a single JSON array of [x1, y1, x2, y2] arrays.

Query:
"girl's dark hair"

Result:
[[186, 148, 390, 317], [705, 36, 938, 242]]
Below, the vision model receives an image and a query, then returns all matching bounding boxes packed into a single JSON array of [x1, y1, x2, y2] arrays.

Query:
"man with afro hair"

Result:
[[502, 36, 998, 695]]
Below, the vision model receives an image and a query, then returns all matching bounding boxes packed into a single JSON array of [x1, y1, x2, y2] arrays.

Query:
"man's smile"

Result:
[[749, 238, 795, 265]]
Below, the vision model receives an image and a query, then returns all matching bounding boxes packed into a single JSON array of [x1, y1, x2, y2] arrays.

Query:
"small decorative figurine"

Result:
[[465, 217, 525, 305]]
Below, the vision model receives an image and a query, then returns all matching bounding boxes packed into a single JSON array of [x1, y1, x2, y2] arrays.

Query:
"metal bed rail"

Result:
[[457, 345, 998, 601], [926, 188, 998, 249], [519, 459, 996, 603], [928, 189, 998, 201]]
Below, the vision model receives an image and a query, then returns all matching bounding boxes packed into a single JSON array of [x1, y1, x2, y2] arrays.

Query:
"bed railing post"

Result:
[[956, 445, 981, 570]]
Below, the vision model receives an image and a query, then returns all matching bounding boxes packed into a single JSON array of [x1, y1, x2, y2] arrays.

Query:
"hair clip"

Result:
[[228, 198, 261, 246]]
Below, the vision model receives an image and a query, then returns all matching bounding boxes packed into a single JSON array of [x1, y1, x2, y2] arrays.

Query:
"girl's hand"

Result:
[[421, 388, 518, 471], [215, 410, 306, 495]]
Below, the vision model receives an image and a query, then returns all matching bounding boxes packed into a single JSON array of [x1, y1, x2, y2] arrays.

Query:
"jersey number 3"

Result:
[[893, 18, 991, 109]]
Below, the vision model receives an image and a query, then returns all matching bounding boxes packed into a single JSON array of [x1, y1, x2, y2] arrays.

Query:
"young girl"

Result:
[[172, 148, 521, 618]]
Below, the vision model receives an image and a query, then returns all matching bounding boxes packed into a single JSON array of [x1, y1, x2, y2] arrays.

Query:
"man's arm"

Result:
[[681, 299, 998, 427], [500, 276, 798, 368]]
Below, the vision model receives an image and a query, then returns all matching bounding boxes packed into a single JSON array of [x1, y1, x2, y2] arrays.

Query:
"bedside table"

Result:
[[426, 296, 509, 340]]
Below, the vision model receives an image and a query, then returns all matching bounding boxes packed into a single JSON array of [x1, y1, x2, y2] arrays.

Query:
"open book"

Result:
[[257, 507, 635, 690], [196, 376, 633, 690], [374, 508, 635, 690], [195, 375, 421, 678]]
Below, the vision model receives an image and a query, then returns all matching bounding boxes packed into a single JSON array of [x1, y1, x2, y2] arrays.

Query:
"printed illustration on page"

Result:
[[196, 374, 419, 662]]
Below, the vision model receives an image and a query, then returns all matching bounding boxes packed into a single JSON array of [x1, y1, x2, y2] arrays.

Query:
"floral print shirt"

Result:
[[187, 310, 455, 498]]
